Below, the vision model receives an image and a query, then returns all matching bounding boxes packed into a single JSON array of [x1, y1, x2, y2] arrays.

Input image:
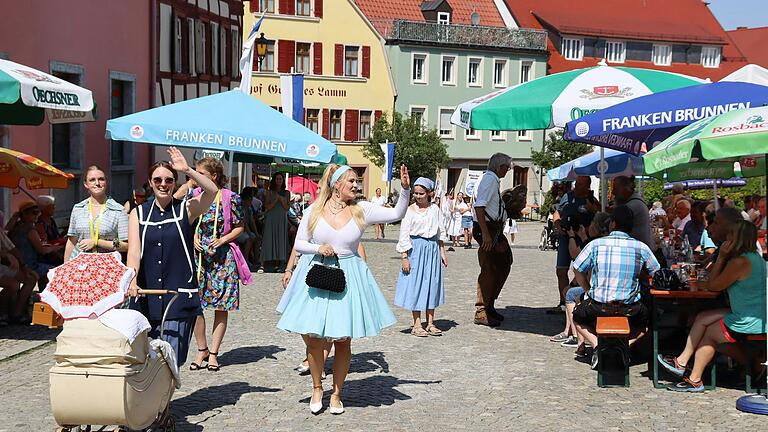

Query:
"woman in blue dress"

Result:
[[277, 163, 411, 415], [127, 147, 218, 366], [394, 177, 448, 337]]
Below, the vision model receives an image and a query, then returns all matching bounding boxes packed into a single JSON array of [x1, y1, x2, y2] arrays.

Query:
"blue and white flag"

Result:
[[238, 13, 265, 94], [280, 74, 304, 123], [380, 142, 395, 181]]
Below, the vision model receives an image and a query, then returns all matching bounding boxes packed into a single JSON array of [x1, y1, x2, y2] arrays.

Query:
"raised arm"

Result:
[[362, 188, 411, 225]]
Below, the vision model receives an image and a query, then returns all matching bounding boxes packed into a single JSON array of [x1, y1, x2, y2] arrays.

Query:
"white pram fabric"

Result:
[[150, 338, 181, 389], [98, 308, 151, 344]]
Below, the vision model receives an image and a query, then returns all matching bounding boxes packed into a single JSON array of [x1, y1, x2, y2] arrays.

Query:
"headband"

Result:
[[330, 165, 352, 187], [414, 177, 435, 191]]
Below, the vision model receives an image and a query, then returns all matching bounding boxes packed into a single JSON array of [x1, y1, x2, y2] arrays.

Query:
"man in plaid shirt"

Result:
[[571, 205, 660, 369]]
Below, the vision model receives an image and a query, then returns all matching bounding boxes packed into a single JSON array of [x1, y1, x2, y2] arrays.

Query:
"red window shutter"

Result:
[[278, 40, 295, 73], [321, 108, 330, 139], [280, 0, 294, 15], [334, 44, 344, 76], [313, 42, 323, 75], [362, 46, 371, 78], [374, 110, 383, 121], [315, 0, 323, 18], [249, 1, 259, 13], [302, 108, 306, 124], [345, 110, 359, 142]]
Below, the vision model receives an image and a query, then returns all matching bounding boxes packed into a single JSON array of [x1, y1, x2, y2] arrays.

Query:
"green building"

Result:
[[356, 0, 548, 202]]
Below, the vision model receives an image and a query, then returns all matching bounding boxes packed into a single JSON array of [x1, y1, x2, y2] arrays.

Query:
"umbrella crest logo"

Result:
[[746, 115, 764, 124], [580, 86, 633, 100], [130, 125, 144, 139], [12, 69, 59, 84], [306, 144, 320, 158], [574, 122, 590, 137]]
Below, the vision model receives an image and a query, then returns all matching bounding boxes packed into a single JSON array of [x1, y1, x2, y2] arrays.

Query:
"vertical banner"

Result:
[[280, 74, 304, 123], [238, 13, 265, 94], [464, 169, 484, 197], [379, 142, 395, 181]]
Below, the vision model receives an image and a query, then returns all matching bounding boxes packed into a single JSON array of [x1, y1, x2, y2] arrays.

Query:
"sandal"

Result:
[[425, 324, 443, 336], [411, 326, 429, 337], [207, 352, 220, 372], [189, 348, 209, 371]]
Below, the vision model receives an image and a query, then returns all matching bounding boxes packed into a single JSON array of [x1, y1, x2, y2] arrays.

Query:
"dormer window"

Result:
[[437, 12, 450, 25]]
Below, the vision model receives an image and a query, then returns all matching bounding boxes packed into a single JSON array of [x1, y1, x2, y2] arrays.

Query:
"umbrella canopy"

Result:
[[105, 90, 337, 163], [0, 147, 74, 189], [451, 64, 705, 131], [644, 105, 768, 175], [547, 148, 643, 181], [0, 59, 95, 125], [41, 252, 135, 319], [663, 178, 747, 191], [563, 82, 768, 155], [287, 176, 319, 201], [721, 64, 768, 86]]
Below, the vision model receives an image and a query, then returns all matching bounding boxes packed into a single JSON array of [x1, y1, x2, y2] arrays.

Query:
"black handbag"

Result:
[[652, 268, 682, 291], [305, 255, 346, 293]]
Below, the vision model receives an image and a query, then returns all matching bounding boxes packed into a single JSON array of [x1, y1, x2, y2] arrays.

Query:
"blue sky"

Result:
[[707, 0, 768, 30]]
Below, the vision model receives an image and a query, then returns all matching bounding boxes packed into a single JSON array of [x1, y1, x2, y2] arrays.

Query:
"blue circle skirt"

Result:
[[394, 235, 445, 312]]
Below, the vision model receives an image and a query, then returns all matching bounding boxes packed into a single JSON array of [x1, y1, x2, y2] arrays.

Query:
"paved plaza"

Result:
[[0, 222, 764, 431]]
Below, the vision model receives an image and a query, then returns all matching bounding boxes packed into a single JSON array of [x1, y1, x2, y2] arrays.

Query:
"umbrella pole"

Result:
[[227, 151, 235, 189], [713, 181, 719, 211], [16, 186, 36, 201], [600, 147, 607, 212]]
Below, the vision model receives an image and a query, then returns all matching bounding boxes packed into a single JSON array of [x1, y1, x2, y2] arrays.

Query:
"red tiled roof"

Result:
[[727, 27, 768, 69], [355, 0, 506, 37]]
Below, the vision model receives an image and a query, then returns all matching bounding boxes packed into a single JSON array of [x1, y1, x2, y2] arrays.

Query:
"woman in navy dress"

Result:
[[127, 147, 218, 366]]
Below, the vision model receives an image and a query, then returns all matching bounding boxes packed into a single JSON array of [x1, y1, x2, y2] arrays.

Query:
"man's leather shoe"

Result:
[[473, 317, 501, 327], [487, 309, 505, 321]]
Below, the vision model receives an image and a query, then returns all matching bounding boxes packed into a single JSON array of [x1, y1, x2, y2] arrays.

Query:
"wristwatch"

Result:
[[113, 238, 121, 251]]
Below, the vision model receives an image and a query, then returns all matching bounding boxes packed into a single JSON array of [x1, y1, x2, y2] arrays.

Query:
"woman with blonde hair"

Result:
[[277, 163, 411, 415]]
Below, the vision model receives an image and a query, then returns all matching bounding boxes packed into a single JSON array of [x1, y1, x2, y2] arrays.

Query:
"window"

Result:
[[296, 0, 311, 16], [260, 0, 275, 13], [110, 78, 134, 166], [211, 23, 220, 75], [220, 26, 227, 77], [305, 109, 319, 133], [518, 130, 531, 141], [51, 70, 83, 169], [561, 37, 583, 60], [519, 60, 532, 84], [441, 56, 455, 85], [467, 57, 482, 86], [344, 46, 359, 77], [439, 108, 454, 138], [173, 17, 182, 73], [412, 53, 427, 83], [260, 41, 275, 72], [196, 21, 207, 74], [652, 44, 672, 66], [605, 40, 626, 63], [231, 28, 239, 78], [187, 18, 196, 76], [513, 166, 528, 189], [465, 128, 479, 140], [295, 42, 311, 74], [437, 12, 450, 25], [701, 46, 721, 68], [359, 111, 372, 141], [410, 106, 426, 127], [493, 59, 507, 87], [491, 130, 506, 140], [329, 110, 343, 140]]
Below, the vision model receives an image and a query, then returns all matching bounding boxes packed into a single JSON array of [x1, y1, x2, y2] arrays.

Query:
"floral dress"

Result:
[[196, 192, 242, 311]]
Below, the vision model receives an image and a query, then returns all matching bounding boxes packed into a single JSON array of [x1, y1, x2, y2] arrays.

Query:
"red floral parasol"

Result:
[[41, 252, 135, 319]]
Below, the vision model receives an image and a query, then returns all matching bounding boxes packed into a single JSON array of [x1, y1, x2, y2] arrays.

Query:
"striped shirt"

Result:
[[573, 231, 660, 304], [66, 197, 128, 259]]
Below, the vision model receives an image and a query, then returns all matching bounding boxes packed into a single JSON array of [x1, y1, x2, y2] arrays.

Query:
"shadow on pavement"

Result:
[[0, 324, 60, 341], [171, 381, 280, 431], [344, 351, 390, 374], [299, 375, 442, 408], [398, 319, 459, 335], [218, 345, 286, 367], [495, 305, 563, 336]]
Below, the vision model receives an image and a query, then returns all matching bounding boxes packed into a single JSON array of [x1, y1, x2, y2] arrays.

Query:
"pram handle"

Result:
[[137, 289, 169, 295], [135, 289, 179, 340]]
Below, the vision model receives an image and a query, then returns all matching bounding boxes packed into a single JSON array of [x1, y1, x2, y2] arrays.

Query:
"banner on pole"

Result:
[[380, 142, 395, 181], [280, 74, 304, 123], [238, 14, 265, 94]]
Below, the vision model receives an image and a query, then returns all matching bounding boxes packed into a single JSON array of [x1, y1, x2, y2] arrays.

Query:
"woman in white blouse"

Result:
[[394, 177, 448, 336], [277, 164, 410, 415]]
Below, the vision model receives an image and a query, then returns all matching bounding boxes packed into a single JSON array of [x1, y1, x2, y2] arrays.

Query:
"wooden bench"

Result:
[[745, 334, 767, 394], [595, 316, 631, 387]]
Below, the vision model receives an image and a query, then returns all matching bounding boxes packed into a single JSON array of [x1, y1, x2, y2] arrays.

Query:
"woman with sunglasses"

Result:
[[127, 147, 218, 367], [63, 166, 129, 262], [9, 202, 63, 291]]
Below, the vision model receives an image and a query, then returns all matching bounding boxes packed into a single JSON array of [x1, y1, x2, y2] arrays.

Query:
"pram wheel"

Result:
[[59, 427, 90, 432]]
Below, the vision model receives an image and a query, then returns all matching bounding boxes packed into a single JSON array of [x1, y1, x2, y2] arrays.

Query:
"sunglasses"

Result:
[[152, 177, 175, 186]]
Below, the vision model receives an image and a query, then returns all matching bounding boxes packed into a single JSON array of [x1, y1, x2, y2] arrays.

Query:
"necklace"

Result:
[[328, 199, 347, 214]]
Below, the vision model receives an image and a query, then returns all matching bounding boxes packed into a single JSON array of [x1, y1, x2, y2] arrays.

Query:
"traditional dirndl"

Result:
[[277, 254, 396, 339], [394, 235, 445, 312]]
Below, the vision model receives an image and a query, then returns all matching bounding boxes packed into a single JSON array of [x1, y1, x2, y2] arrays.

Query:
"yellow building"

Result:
[[243, 0, 395, 197]]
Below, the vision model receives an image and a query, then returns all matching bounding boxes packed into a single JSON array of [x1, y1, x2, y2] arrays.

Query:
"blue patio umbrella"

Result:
[[563, 82, 768, 155], [547, 148, 643, 181], [105, 90, 337, 163]]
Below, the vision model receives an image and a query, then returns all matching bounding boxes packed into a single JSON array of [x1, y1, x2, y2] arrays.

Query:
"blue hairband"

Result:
[[330, 165, 352, 187], [414, 177, 435, 191]]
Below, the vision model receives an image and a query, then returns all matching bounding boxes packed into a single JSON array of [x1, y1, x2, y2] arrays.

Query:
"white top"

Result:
[[396, 204, 448, 252], [455, 201, 469, 218], [370, 195, 387, 206], [672, 214, 691, 231], [473, 171, 504, 222], [295, 188, 411, 257]]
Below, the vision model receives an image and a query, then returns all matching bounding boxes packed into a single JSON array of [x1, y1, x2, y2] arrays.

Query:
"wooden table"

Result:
[[649, 288, 721, 389]]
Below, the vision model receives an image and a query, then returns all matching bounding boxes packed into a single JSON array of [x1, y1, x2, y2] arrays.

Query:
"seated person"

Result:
[[35, 195, 64, 265], [0, 229, 38, 325], [8, 202, 64, 289], [682, 201, 707, 248], [696, 208, 717, 261], [237, 188, 260, 270], [662, 220, 766, 392], [571, 205, 661, 370]]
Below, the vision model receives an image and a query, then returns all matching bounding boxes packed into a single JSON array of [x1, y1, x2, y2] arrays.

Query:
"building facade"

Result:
[[243, 0, 395, 198], [356, 0, 548, 202]]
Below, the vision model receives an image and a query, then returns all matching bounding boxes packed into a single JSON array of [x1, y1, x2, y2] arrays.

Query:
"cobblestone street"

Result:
[[0, 222, 765, 431]]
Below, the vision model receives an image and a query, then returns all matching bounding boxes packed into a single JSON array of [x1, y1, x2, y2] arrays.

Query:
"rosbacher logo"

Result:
[[712, 114, 767, 134]]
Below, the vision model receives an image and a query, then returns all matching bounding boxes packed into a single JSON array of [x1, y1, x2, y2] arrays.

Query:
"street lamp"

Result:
[[256, 33, 269, 67]]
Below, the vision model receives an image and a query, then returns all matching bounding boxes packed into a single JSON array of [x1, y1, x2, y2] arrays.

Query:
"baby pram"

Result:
[[50, 290, 179, 432]]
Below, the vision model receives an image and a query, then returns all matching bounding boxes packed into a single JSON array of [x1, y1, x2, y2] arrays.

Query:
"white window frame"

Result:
[[296, 0, 311, 16], [465, 127, 480, 140], [490, 130, 506, 141], [295, 41, 312, 75], [305, 108, 320, 134], [440, 55, 456, 86], [211, 22, 220, 76], [519, 59, 533, 84], [231, 28, 239, 78], [561, 37, 583, 61], [652, 44, 672, 66], [493, 58, 507, 87], [359, 110, 372, 141], [260, 0, 275, 13], [467, 57, 483, 87], [701, 46, 721, 68], [437, 12, 450, 25], [344, 45, 360, 77], [173, 16, 182, 74], [411, 52, 428, 84], [438, 106, 455, 139], [220, 26, 227, 77], [329, 109, 343, 141], [187, 18, 196, 77], [409, 105, 428, 128], [605, 40, 626, 64], [197, 21, 207, 75], [517, 130, 532, 141]]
